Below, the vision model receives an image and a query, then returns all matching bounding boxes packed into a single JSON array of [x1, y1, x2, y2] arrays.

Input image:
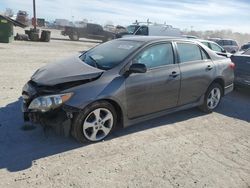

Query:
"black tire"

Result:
[[69, 33, 79, 41], [71, 101, 117, 143], [199, 83, 223, 113]]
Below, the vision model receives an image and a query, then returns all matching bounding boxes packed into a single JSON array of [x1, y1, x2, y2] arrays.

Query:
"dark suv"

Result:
[[215, 39, 239, 53]]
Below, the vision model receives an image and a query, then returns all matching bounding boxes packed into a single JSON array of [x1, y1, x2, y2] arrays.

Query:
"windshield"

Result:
[[79, 40, 143, 70], [126, 25, 139, 34], [218, 40, 237, 46], [243, 49, 250, 55], [241, 44, 250, 50]]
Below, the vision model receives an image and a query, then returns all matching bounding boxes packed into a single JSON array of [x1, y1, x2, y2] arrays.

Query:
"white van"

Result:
[[116, 22, 182, 38]]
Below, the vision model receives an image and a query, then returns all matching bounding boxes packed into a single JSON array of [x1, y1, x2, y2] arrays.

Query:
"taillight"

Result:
[[229, 62, 235, 69]]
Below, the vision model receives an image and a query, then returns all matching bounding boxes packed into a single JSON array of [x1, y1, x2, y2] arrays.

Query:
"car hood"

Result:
[[31, 55, 103, 86]]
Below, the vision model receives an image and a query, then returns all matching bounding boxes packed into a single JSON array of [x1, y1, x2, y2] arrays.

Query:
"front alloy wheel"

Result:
[[83, 108, 113, 142], [71, 101, 117, 143]]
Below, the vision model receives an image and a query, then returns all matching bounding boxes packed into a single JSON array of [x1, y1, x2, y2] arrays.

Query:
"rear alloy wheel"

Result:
[[199, 83, 222, 113], [72, 101, 117, 143]]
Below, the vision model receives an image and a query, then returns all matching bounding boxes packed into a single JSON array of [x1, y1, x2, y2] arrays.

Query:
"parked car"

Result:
[[242, 49, 250, 55], [231, 49, 250, 88], [61, 23, 115, 42], [240, 42, 250, 52], [196, 39, 231, 57], [215, 39, 239, 53], [22, 37, 234, 143], [116, 23, 182, 38]]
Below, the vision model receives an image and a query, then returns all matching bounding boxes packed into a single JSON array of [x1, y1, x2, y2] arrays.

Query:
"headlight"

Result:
[[28, 93, 73, 112]]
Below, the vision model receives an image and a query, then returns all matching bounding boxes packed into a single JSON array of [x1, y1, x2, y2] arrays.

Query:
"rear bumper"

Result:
[[224, 83, 234, 95]]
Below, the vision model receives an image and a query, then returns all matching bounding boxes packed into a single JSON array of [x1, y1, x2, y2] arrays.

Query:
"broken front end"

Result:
[[22, 80, 82, 136]]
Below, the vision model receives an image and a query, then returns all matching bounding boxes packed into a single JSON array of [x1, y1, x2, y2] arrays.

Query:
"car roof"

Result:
[[195, 39, 212, 42], [217, 39, 236, 42], [115, 36, 223, 61], [117, 36, 191, 43], [242, 43, 250, 46]]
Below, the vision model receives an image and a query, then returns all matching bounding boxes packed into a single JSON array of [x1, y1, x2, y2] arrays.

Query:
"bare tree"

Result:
[[4, 8, 14, 17]]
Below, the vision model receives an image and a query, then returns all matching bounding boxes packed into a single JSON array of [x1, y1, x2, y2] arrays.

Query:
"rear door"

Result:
[[176, 42, 215, 106], [125, 42, 180, 119]]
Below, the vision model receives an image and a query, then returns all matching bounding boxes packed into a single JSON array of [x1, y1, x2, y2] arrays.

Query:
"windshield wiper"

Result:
[[88, 55, 108, 70], [88, 55, 99, 68]]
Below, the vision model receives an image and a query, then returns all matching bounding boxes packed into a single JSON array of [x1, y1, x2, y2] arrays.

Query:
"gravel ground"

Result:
[[0, 28, 250, 188]]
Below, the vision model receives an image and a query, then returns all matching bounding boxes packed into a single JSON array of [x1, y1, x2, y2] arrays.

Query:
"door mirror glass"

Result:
[[128, 63, 147, 74]]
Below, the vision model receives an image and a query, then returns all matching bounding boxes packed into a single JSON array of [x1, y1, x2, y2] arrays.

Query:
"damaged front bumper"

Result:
[[22, 81, 80, 136], [22, 102, 79, 137]]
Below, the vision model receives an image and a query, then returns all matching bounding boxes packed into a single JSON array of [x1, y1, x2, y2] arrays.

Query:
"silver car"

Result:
[[196, 39, 231, 58], [22, 37, 235, 143]]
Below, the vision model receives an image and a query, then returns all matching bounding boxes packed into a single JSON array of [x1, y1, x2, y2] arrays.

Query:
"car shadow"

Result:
[[0, 89, 249, 172], [0, 98, 83, 172], [215, 88, 250, 122], [0, 98, 204, 172]]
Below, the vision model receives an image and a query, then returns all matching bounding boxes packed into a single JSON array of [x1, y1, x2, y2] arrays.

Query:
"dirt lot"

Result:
[[0, 29, 250, 188]]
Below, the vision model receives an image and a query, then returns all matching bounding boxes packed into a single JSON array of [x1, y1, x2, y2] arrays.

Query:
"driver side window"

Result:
[[134, 43, 174, 69]]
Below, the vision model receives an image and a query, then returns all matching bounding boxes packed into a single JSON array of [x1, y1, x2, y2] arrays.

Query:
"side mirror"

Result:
[[128, 63, 147, 74], [222, 49, 227, 53]]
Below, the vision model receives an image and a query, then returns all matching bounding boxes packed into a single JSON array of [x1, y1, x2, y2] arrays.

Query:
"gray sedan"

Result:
[[22, 37, 235, 143]]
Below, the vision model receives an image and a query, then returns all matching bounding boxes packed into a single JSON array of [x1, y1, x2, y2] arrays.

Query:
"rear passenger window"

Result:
[[210, 43, 224, 52], [201, 42, 209, 48], [177, 43, 203, 63]]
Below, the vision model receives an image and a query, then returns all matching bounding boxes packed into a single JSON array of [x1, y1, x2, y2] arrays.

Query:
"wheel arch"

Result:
[[209, 77, 225, 95]]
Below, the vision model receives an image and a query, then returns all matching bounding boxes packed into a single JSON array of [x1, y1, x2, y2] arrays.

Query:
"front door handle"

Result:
[[206, 65, 213, 71], [169, 71, 179, 78]]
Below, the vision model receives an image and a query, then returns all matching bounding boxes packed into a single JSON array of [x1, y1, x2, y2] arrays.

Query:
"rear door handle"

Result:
[[169, 71, 179, 78], [206, 65, 213, 71]]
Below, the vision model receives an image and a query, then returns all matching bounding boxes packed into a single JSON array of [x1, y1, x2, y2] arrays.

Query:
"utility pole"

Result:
[[33, 0, 36, 29]]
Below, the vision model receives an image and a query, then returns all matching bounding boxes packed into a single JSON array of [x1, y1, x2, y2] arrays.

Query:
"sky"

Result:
[[0, 0, 250, 33]]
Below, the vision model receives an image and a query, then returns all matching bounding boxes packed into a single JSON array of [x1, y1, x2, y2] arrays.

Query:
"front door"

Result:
[[125, 43, 181, 119]]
